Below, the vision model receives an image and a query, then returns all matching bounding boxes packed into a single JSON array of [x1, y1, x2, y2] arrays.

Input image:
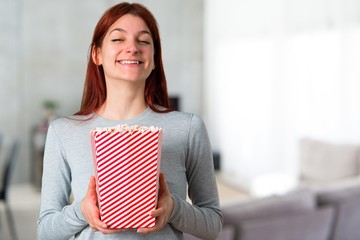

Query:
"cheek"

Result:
[[105, 49, 117, 61], [101, 46, 120, 62]]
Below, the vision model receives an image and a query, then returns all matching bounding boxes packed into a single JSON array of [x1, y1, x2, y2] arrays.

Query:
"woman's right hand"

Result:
[[80, 176, 124, 234]]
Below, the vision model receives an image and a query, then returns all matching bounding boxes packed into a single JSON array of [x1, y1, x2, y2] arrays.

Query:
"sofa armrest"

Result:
[[318, 187, 360, 240], [223, 188, 316, 225], [237, 206, 334, 240], [222, 188, 318, 240]]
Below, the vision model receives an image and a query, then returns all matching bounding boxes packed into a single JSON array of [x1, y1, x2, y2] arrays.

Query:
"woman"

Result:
[[37, 2, 223, 240]]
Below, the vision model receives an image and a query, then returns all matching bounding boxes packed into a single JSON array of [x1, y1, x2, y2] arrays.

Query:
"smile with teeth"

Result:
[[117, 60, 141, 64]]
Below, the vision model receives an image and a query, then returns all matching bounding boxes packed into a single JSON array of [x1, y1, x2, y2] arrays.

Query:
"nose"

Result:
[[125, 41, 139, 54]]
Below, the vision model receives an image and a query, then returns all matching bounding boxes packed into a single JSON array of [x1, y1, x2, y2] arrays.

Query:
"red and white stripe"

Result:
[[91, 128, 161, 229]]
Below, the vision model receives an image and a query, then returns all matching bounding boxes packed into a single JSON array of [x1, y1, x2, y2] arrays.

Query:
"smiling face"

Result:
[[93, 14, 155, 85]]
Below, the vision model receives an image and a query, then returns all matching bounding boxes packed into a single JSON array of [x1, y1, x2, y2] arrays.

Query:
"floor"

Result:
[[0, 176, 247, 240], [1, 184, 40, 240]]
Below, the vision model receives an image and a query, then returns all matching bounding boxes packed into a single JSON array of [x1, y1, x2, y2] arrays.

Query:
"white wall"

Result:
[[0, 0, 22, 143], [204, 0, 360, 193], [1, 0, 203, 183]]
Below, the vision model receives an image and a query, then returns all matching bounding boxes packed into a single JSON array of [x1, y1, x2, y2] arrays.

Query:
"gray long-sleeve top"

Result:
[[37, 109, 223, 240]]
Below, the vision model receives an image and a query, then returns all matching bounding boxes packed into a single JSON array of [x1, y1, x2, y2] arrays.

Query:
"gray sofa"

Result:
[[218, 185, 360, 240], [184, 188, 335, 240], [299, 138, 360, 240], [184, 138, 360, 240], [221, 188, 334, 240], [316, 183, 360, 240]]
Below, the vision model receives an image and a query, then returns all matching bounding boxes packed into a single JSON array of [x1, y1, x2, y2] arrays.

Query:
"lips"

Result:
[[117, 60, 142, 64]]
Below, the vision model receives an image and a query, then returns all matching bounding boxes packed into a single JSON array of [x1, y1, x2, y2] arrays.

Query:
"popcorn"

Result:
[[90, 124, 163, 229]]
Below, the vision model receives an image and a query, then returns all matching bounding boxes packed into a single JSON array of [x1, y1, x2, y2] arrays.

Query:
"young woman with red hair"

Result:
[[38, 2, 222, 239]]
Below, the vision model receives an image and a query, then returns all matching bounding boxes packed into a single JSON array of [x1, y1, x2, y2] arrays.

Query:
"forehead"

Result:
[[108, 14, 151, 34]]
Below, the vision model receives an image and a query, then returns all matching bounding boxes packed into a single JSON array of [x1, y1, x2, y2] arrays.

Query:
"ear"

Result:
[[91, 45, 102, 66]]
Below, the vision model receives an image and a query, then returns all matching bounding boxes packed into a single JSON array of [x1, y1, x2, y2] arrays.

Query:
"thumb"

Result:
[[88, 176, 96, 190], [159, 173, 170, 196], [87, 176, 98, 203]]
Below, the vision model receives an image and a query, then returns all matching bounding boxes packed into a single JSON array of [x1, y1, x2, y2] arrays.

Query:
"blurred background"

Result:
[[1, 0, 360, 239]]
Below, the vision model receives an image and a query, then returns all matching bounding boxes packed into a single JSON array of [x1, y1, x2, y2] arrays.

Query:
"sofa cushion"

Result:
[[222, 188, 316, 225], [300, 138, 360, 182], [238, 206, 334, 240]]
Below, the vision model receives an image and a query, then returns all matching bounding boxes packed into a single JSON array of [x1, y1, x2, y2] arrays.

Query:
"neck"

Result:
[[98, 80, 147, 120]]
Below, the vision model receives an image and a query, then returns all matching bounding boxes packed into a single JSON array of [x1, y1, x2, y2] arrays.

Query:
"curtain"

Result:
[[204, 0, 360, 194]]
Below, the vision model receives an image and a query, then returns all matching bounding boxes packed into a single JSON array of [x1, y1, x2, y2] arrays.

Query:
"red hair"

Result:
[[75, 2, 171, 116]]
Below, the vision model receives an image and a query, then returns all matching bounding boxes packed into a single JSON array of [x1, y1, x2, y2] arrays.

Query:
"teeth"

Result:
[[119, 60, 140, 64]]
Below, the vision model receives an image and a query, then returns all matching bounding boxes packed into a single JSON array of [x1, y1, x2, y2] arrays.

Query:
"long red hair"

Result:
[[75, 2, 171, 116]]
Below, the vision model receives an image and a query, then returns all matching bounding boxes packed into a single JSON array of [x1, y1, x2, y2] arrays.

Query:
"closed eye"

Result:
[[111, 39, 124, 42], [139, 41, 150, 44]]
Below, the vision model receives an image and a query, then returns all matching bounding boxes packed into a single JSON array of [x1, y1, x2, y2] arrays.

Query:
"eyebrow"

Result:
[[109, 27, 152, 36]]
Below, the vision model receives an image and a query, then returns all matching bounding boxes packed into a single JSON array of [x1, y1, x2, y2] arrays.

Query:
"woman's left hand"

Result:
[[137, 172, 174, 234]]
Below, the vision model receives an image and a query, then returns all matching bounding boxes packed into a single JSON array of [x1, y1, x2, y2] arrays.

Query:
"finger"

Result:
[[138, 213, 166, 234], [88, 176, 96, 192], [137, 219, 163, 234], [149, 208, 164, 217], [137, 226, 155, 234], [159, 173, 170, 194], [93, 218, 108, 229], [87, 176, 98, 203]]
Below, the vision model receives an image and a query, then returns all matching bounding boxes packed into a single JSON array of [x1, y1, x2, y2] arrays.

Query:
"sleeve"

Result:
[[37, 124, 88, 240], [168, 115, 223, 239]]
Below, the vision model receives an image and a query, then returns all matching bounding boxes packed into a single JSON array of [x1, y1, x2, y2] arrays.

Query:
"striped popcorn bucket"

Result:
[[90, 125, 163, 229]]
